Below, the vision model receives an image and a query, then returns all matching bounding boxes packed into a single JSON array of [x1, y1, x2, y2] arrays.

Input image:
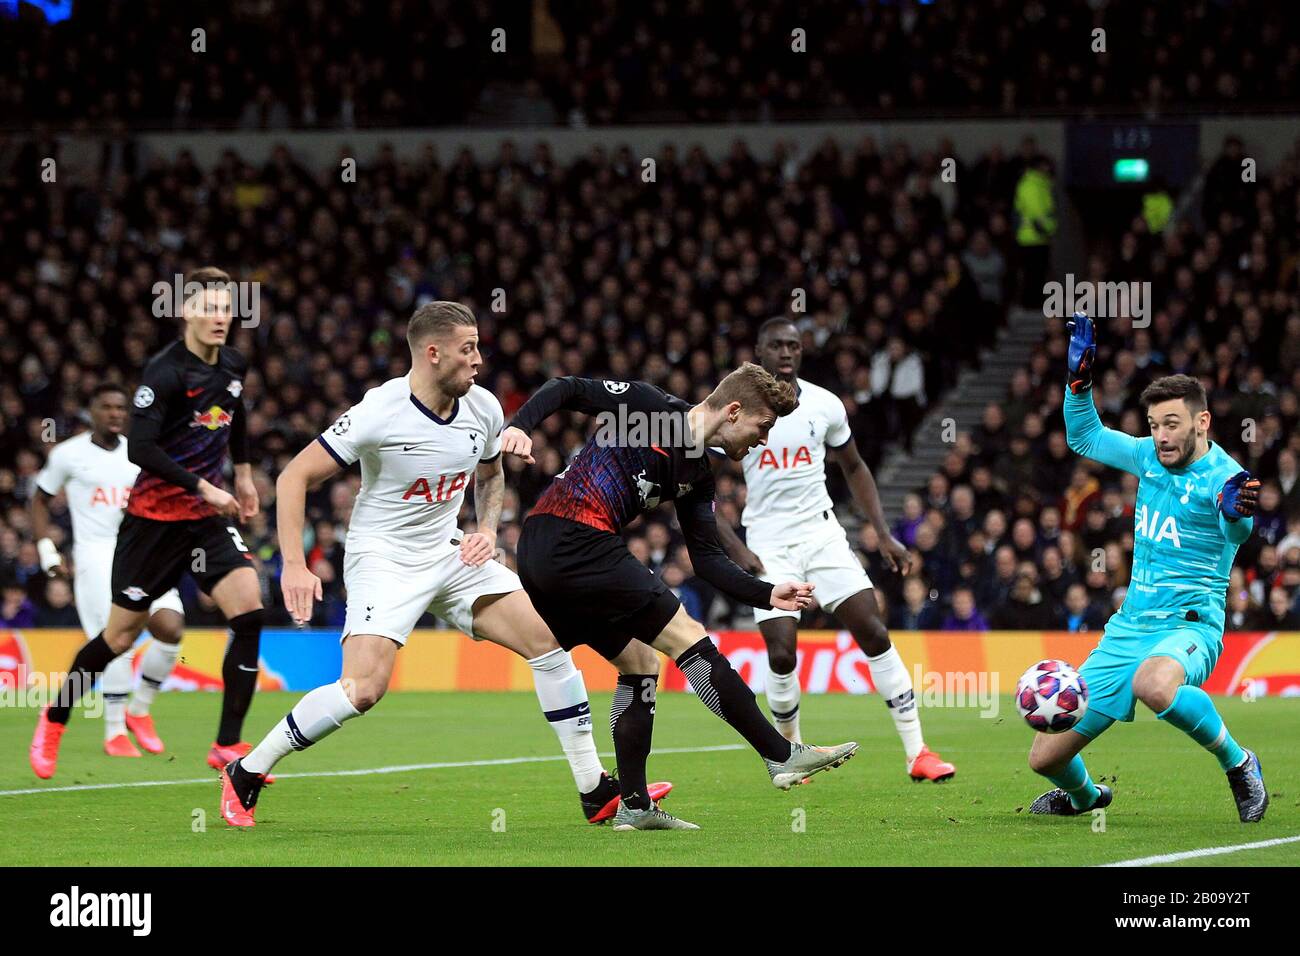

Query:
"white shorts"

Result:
[[73, 543, 184, 639], [341, 546, 522, 645], [748, 516, 873, 623]]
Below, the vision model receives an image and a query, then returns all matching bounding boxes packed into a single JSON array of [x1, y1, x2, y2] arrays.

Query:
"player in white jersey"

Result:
[[716, 319, 956, 781], [220, 301, 669, 828], [30, 383, 185, 757]]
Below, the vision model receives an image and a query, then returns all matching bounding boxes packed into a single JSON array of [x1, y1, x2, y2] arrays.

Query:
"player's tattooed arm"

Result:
[[462, 457, 504, 567], [827, 439, 911, 574]]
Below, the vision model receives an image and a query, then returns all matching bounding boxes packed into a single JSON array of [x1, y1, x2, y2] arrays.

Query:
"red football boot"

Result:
[[124, 712, 165, 754], [104, 733, 142, 757], [908, 746, 956, 782], [219, 759, 267, 828], [30, 708, 67, 779], [208, 741, 275, 783]]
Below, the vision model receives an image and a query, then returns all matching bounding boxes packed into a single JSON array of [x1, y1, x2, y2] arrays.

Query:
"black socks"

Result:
[[48, 635, 118, 724], [216, 609, 264, 746], [610, 673, 657, 810], [677, 638, 792, 763]]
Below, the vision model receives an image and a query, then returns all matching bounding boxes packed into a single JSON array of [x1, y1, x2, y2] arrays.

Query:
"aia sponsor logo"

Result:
[[403, 472, 467, 502], [1134, 503, 1182, 547], [89, 486, 132, 507], [757, 446, 812, 469]]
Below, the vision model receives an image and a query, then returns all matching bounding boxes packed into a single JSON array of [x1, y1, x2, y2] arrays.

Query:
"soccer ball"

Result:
[[1015, 659, 1088, 733]]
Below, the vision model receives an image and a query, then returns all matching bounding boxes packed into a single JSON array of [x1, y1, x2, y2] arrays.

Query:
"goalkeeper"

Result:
[[1027, 313, 1268, 823]]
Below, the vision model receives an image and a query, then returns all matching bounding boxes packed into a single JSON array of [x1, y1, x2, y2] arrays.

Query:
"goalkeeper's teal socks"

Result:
[[1157, 685, 1246, 771], [1047, 755, 1102, 810]]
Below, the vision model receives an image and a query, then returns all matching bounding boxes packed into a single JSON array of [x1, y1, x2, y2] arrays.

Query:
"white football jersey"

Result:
[[318, 376, 503, 555], [35, 432, 138, 546], [740, 378, 852, 546]]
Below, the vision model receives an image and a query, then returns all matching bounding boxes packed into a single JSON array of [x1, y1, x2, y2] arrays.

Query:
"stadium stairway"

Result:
[[872, 305, 1046, 518]]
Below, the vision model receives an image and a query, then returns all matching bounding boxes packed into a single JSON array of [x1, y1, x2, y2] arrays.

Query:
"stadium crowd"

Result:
[[4, 0, 1300, 130], [1, 129, 1298, 634]]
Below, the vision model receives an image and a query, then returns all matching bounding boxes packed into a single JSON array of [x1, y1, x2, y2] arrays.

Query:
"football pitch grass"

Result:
[[3, 691, 1297, 867]]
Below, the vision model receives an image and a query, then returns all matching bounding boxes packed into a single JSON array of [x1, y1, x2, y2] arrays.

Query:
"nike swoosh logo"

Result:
[[1144, 470, 1160, 478], [237, 664, 259, 673], [403, 444, 426, 451], [187, 387, 203, 397]]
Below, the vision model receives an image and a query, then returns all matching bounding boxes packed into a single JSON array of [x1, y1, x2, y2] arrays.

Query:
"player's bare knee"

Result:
[[517, 626, 562, 660], [765, 643, 797, 675], [104, 622, 144, 654], [623, 640, 660, 676], [148, 613, 184, 644], [851, 619, 891, 657], [1132, 672, 1176, 712], [343, 676, 387, 712]]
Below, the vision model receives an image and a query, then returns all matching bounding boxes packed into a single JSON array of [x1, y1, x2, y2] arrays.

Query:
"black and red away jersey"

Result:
[[510, 376, 773, 609], [126, 340, 249, 521]]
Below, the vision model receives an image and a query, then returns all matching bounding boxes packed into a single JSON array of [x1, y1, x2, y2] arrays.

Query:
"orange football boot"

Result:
[[104, 733, 142, 757], [208, 741, 275, 783], [30, 708, 67, 779], [125, 712, 165, 754], [219, 760, 266, 828], [908, 746, 956, 782]]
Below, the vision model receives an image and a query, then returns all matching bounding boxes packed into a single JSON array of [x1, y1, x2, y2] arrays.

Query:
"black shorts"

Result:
[[517, 514, 681, 661], [111, 513, 255, 611]]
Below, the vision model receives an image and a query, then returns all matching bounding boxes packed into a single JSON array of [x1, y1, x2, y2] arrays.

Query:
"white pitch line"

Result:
[[0, 744, 746, 798], [1101, 834, 1300, 867]]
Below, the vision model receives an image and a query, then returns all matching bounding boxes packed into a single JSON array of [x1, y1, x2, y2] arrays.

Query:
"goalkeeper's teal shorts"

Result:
[[1074, 613, 1222, 738]]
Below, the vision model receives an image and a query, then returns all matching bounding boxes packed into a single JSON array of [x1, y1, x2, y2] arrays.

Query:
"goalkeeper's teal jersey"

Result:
[[1063, 389, 1252, 632]]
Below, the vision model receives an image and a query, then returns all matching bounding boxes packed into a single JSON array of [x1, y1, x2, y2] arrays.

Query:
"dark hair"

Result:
[[757, 316, 798, 343], [91, 382, 128, 401], [1140, 374, 1207, 414]]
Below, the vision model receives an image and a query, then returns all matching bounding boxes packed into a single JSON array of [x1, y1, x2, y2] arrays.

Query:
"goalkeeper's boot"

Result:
[[766, 741, 858, 790], [208, 741, 275, 783], [125, 712, 165, 754], [30, 708, 67, 779], [219, 758, 268, 828], [1226, 750, 1268, 823], [103, 733, 142, 758], [581, 771, 674, 824], [612, 800, 699, 831], [1029, 783, 1112, 816], [908, 746, 956, 782]]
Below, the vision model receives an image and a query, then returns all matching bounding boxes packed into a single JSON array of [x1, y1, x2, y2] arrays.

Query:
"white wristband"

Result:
[[37, 537, 61, 573]]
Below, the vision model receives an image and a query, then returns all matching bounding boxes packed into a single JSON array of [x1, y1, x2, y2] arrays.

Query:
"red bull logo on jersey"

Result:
[[1135, 503, 1182, 547], [757, 446, 812, 469], [190, 405, 233, 430]]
